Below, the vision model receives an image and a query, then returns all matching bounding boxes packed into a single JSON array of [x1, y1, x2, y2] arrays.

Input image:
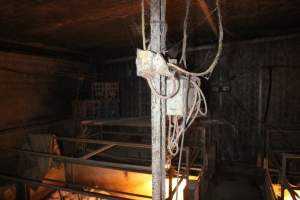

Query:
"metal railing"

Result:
[[264, 129, 300, 200], [0, 136, 198, 200]]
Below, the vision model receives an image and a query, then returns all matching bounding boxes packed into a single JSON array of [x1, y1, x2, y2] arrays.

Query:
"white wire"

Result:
[[179, 0, 191, 68], [141, 0, 146, 50], [167, 76, 208, 156], [166, 78, 208, 199], [168, 0, 223, 79], [165, 0, 221, 155], [138, 0, 221, 199], [145, 74, 179, 100], [168, 116, 179, 156]]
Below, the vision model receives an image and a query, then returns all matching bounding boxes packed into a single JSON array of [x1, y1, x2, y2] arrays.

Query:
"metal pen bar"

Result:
[[265, 169, 277, 200], [283, 153, 300, 160], [56, 136, 151, 149], [1, 148, 151, 173], [272, 150, 300, 153], [168, 148, 191, 199], [168, 170, 173, 200], [170, 175, 184, 198], [80, 144, 115, 160], [0, 174, 131, 200], [41, 177, 152, 199], [185, 147, 190, 180]]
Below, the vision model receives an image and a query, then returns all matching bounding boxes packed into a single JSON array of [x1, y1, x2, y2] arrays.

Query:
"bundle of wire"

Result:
[[140, 0, 223, 198], [167, 76, 207, 156], [140, 0, 223, 153]]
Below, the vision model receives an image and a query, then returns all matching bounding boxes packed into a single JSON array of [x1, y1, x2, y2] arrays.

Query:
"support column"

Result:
[[150, 0, 167, 199], [257, 68, 263, 167]]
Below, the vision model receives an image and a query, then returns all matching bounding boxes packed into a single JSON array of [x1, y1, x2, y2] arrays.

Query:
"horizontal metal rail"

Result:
[[80, 144, 115, 160], [40, 177, 152, 199], [283, 153, 300, 160], [56, 136, 151, 149], [0, 174, 135, 200], [1, 148, 151, 173], [266, 149, 300, 200], [0, 136, 199, 199]]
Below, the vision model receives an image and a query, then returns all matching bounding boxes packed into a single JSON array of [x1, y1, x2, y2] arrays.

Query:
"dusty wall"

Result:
[[196, 36, 300, 163], [0, 50, 92, 150], [104, 35, 300, 163]]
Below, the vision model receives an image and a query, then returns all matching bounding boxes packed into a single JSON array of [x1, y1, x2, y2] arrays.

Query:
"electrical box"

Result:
[[135, 49, 172, 77], [166, 78, 195, 116]]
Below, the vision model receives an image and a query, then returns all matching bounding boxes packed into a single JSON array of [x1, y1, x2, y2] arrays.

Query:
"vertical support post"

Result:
[[138, 78, 143, 116], [218, 73, 223, 112], [16, 183, 28, 200], [168, 168, 173, 200], [185, 147, 190, 180], [265, 129, 270, 169], [257, 68, 263, 167], [281, 154, 287, 200], [150, 0, 167, 199]]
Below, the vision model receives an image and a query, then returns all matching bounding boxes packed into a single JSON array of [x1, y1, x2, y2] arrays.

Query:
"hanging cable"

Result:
[[168, 0, 223, 79], [179, 0, 191, 68], [176, 81, 189, 200], [144, 73, 180, 100], [141, 0, 146, 50], [166, 76, 208, 157], [167, 7, 217, 52], [138, 4, 222, 195]]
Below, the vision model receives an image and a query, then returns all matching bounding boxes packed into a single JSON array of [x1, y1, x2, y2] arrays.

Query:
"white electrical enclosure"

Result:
[[136, 49, 172, 77], [166, 78, 195, 116]]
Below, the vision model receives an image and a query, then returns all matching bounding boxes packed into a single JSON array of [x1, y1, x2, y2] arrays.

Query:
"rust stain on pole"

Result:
[[150, 0, 167, 199]]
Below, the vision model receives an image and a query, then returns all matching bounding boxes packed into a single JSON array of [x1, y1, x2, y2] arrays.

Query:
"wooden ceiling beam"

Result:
[[28, 0, 141, 34]]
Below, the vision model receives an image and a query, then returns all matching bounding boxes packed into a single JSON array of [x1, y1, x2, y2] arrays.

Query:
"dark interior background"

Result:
[[0, 0, 299, 167]]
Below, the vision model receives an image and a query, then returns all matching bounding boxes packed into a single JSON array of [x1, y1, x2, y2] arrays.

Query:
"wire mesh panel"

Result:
[[91, 82, 119, 100], [73, 82, 120, 119]]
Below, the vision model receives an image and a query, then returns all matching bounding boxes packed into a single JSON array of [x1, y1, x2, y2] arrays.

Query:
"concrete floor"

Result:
[[204, 164, 265, 200]]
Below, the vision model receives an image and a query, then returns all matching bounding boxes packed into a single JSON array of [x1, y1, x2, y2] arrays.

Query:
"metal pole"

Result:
[[150, 0, 167, 199], [185, 147, 190, 180]]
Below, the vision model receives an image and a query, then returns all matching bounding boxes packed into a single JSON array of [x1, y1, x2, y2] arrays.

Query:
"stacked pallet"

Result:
[[73, 82, 119, 119]]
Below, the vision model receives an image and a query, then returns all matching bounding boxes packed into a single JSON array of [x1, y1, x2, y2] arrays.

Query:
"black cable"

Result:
[[263, 68, 273, 123]]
